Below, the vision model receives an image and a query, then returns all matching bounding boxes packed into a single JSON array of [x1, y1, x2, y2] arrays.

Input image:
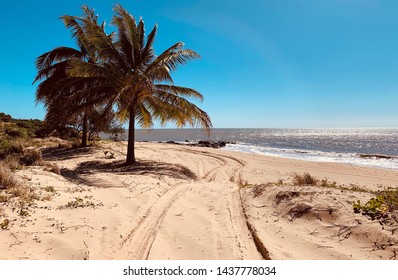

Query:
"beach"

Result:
[[0, 141, 397, 260]]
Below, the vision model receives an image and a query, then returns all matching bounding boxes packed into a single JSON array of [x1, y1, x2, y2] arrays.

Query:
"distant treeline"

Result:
[[0, 112, 45, 138], [0, 111, 123, 143]]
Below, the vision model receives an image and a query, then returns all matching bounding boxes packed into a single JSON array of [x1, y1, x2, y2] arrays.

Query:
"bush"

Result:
[[12, 119, 43, 138], [20, 148, 43, 166], [8, 185, 38, 202], [0, 113, 45, 138], [292, 172, 318, 186], [4, 124, 27, 138], [3, 154, 20, 170], [44, 163, 60, 175], [0, 139, 24, 159], [353, 188, 398, 221], [0, 163, 17, 190], [0, 112, 12, 122]]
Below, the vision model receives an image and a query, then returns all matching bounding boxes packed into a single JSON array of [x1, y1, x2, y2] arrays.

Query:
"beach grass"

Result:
[[43, 162, 61, 175], [292, 172, 318, 186], [0, 163, 17, 190]]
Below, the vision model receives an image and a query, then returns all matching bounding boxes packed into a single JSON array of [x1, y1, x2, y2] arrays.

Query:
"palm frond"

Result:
[[142, 24, 157, 66], [85, 16, 127, 69], [137, 19, 145, 53], [160, 49, 200, 72], [146, 92, 212, 131], [135, 101, 153, 128], [34, 47, 83, 73], [61, 15, 92, 58], [33, 60, 70, 84], [154, 85, 203, 101], [145, 48, 200, 80], [112, 15, 135, 67], [147, 66, 174, 84]]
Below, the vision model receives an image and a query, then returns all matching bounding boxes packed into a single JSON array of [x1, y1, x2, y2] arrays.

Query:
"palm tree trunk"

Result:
[[126, 103, 136, 165], [81, 113, 88, 147]]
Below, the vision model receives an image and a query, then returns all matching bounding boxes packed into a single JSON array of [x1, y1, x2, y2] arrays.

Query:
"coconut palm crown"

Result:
[[33, 6, 109, 147], [66, 4, 212, 164]]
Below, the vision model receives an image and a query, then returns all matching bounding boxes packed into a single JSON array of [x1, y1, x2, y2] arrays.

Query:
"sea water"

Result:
[[112, 128, 398, 170]]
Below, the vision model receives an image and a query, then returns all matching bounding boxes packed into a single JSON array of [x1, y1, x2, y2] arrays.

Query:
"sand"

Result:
[[0, 141, 397, 260]]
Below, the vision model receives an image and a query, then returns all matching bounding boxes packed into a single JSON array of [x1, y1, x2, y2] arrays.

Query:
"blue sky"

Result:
[[1, 0, 398, 128]]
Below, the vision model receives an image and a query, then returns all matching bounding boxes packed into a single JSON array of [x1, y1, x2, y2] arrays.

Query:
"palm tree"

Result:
[[68, 4, 212, 164], [33, 6, 107, 147]]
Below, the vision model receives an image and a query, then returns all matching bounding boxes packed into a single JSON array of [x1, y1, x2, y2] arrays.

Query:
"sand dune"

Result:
[[0, 141, 397, 259]]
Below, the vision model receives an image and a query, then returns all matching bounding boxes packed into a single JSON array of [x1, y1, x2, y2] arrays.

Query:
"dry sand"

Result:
[[0, 141, 397, 260]]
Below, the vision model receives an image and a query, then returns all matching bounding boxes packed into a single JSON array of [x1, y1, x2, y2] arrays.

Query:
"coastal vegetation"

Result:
[[0, 163, 17, 190], [354, 188, 398, 223], [0, 112, 64, 207], [0, 112, 43, 161], [291, 173, 398, 224], [243, 172, 398, 226], [292, 172, 318, 186], [33, 4, 211, 165]]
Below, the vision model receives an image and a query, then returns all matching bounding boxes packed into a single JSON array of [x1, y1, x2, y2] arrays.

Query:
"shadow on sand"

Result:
[[60, 159, 197, 187], [42, 147, 96, 161]]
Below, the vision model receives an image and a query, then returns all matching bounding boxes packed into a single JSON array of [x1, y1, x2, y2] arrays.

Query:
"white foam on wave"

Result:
[[224, 143, 398, 170]]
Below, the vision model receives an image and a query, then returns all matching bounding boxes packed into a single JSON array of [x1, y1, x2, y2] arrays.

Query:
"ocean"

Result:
[[110, 128, 398, 170]]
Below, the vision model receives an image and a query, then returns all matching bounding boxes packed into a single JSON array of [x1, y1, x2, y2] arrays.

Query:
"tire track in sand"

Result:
[[113, 146, 230, 259], [178, 148, 244, 182], [114, 145, 265, 259], [119, 182, 188, 259], [179, 148, 268, 259], [150, 147, 264, 259]]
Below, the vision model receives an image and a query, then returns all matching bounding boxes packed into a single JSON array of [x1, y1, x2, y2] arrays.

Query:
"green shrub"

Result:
[[14, 119, 44, 137], [0, 113, 45, 138], [4, 124, 28, 138], [353, 188, 398, 221], [64, 197, 95, 208], [380, 188, 398, 212], [17, 202, 30, 217], [0, 139, 24, 159]]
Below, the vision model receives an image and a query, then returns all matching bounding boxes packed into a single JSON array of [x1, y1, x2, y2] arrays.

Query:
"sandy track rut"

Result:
[[110, 145, 262, 259], [120, 182, 188, 259]]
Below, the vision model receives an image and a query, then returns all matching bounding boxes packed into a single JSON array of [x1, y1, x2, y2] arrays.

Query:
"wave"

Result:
[[223, 143, 398, 170]]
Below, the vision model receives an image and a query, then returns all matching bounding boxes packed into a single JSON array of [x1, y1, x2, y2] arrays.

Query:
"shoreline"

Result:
[[1, 141, 397, 259], [103, 127, 398, 170], [224, 144, 398, 171], [141, 140, 398, 171]]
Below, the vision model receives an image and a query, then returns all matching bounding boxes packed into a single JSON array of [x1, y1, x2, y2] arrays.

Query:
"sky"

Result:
[[1, 0, 398, 128]]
